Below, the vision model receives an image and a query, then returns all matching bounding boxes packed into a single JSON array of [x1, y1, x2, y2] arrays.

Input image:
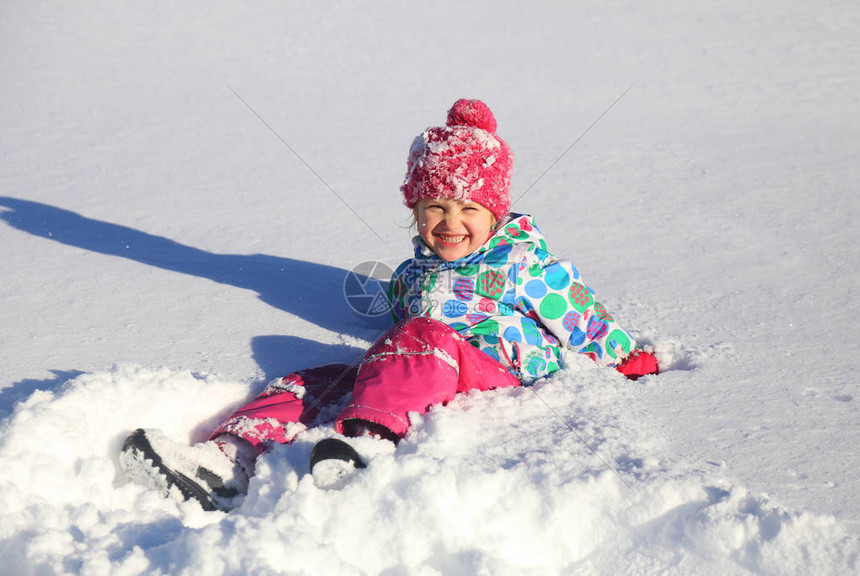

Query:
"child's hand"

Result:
[[616, 350, 659, 381]]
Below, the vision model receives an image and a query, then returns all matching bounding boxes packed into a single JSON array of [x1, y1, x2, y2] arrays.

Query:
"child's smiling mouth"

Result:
[[434, 233, 468, 244]]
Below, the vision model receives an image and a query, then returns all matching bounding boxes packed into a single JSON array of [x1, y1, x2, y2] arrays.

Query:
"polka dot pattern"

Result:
[[387, 214, 636, 381]]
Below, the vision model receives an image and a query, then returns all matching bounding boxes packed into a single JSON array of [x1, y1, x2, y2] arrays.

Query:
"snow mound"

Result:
[[0, 362, 856, 575]]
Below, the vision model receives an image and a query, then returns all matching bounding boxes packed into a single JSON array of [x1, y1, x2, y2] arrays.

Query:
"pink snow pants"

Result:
[[210, 317, 521, 451]]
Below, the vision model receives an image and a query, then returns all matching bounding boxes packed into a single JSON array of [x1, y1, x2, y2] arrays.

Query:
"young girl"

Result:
[[120, 99, 659, 511]]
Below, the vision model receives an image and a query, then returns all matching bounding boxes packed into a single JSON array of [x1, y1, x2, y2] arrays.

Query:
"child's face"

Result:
[[415, 198, 496, 261]]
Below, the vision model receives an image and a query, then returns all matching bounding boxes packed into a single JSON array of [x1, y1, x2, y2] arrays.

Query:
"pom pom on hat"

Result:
[[446, 99, 497, 132], [401, 99, 513, 221]]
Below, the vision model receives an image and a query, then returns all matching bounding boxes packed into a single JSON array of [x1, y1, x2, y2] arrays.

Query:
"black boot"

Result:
[[120, 428, 249, 511], [309, 438, 367, 489], [310, 438, 367, 473]]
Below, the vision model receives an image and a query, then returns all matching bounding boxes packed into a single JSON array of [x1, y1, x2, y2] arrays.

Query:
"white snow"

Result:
[[1, 1, 858, 574]]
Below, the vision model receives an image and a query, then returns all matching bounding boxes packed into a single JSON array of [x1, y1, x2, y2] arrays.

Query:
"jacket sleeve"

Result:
[[515, 247, 636, 366], [387, 259, 417, 323]]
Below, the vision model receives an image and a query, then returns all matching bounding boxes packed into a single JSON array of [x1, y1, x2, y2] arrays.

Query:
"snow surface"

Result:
[[1, 1, 858, 574]]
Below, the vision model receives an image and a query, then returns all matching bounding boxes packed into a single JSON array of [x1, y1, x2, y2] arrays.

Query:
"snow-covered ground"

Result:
[[1, 1, 858, 574]]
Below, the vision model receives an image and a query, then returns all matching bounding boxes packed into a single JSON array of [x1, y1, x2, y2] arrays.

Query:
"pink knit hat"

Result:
[[401, 99, 513, 220]]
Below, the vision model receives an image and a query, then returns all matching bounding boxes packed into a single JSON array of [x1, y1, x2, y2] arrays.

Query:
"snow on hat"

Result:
[[401, 99, 513, 220]]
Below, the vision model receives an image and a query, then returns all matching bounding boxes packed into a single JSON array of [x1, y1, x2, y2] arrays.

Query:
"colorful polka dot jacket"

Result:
[[387, 213, 637, 382]]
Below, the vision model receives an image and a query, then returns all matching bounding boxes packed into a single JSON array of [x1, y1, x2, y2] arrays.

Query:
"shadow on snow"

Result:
[[0, 196, 385, 401]]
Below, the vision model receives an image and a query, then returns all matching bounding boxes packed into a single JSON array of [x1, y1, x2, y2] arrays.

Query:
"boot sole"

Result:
[[309, 437, 367, 474], [121, 428, 222, 512]]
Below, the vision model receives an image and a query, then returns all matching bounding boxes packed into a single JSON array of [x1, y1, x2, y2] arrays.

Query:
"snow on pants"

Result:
[[210, 317, 521, 451]]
